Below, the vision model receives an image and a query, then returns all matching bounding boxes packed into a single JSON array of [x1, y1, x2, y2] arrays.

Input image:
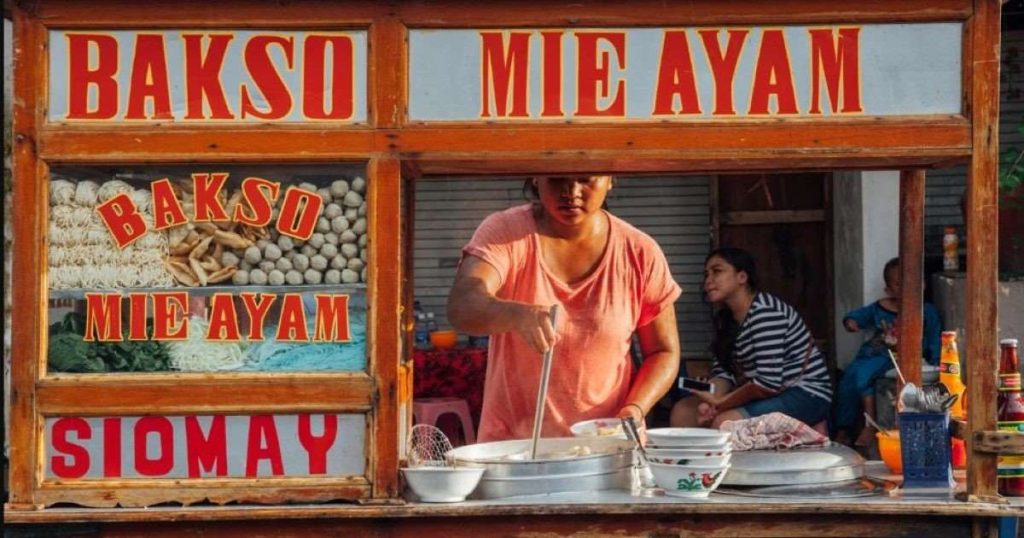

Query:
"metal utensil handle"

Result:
[[530, 305, 560, 460], [621, 416, 649, 466]]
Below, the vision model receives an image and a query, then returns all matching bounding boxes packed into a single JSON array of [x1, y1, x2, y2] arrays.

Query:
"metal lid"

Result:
[[1001, 339, 1019, 347]]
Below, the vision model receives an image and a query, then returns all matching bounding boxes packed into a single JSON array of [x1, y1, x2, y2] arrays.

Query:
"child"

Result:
[[834, 257, 941, 448]]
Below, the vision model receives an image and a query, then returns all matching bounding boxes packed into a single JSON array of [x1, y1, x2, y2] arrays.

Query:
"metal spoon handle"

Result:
[[530, 305, 560, 460]]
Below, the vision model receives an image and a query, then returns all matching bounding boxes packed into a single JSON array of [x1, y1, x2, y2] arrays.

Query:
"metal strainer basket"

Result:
[[407, 424, 455, 468]]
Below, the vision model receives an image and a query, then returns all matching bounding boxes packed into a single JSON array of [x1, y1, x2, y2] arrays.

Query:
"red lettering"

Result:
[[191, 172, 231, 222], [303, 35, 354, 120], [66, 34, 118, 120], [241, 36, 295, 120], [234, 177, 280, 227], [125, 34, 173, 120], [182, 34, 235, 120], [298, 415, 337, 475], [128, 294, 148, 341], [150, 178, 189, 230], [240, 293, 276, 341], [540, 31, 564, 117], [134, 417, 174, 477], [185, 416, 228, 478], [95, 193, 148, 248], [207, 294, 241, 341], [809, 27, 862, 114], [246, 415, 284, 477], [84, 293, 122, 342], [51, 417, 91, 479], [698, 29, 749, 116], [575, 32, 626, 117], [102, 417, 122, 478], [276, 294, 310, 342], [749, 30, 799, 115], [653, 31, 701, 116], [313, 294, 350, 342], [152, 292, 188, 340], [480, 32, 530, 118], [275, 186, 323, 241]]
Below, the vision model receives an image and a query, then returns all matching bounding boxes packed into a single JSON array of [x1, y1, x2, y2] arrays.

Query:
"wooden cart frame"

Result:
[[4, 0, 1019, 535]]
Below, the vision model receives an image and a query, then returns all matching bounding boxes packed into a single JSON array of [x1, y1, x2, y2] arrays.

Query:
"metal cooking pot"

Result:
[[447, 437, 636, 498]]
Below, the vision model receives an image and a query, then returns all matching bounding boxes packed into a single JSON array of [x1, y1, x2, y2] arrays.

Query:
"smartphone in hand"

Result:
[[678, 377, 715, 394]]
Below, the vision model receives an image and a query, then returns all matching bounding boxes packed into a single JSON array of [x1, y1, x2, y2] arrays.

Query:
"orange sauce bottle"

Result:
[[939, 331, 967, 420]]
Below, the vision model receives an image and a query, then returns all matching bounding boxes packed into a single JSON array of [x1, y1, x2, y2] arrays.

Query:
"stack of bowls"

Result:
[[644, 428, 733, 498]]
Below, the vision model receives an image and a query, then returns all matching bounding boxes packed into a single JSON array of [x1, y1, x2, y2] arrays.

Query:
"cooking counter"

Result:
[[8, 464, 1022, 525]]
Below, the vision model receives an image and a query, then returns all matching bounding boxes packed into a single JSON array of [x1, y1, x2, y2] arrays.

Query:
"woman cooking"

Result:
[[447, 175, 682, 442], [671, 247, 832, 429]]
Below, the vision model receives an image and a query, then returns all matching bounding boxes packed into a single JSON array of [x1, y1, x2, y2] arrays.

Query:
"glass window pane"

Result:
[[46, 164, 369, 374]]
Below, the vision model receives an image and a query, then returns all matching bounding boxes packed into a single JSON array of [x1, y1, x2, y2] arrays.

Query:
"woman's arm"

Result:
[[447, 255, 557, 353], [618, 306, 681, 422]]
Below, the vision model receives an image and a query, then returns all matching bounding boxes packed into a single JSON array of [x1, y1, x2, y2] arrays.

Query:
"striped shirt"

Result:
[[710, 292, 832, 403]]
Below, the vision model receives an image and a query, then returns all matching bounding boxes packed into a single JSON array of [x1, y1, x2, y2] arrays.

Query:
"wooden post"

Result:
[[965, 0, 1001, 504], [7, 6, 45, 509], [897, 169, 925, 388]]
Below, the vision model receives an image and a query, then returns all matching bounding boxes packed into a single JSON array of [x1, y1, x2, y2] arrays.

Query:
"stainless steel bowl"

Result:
[[447, 437, 636, 498], [448, 437, 635, 478]]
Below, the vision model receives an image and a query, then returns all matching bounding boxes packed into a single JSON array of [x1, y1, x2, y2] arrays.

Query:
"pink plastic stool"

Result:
[[413, 397, 476, 446]]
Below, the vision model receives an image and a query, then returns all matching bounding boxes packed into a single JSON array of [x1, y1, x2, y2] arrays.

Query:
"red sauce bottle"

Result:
[[997, 338, 1024, 497]]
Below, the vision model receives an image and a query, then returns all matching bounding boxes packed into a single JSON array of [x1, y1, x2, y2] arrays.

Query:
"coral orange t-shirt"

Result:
[[462, 204, 682, 442]]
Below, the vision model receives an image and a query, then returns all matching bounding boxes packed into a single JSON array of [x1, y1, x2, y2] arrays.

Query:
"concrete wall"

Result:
[[832, 171, 900, 369]]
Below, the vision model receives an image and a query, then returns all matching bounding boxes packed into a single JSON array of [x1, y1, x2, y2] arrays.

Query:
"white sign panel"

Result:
[[49, 30, 368, 123], [409, 24, 962, 121], [45, 414, 366, 480]]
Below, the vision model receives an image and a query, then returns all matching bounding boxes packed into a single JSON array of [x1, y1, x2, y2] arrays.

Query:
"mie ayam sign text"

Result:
[[409, 24, 962, 121]]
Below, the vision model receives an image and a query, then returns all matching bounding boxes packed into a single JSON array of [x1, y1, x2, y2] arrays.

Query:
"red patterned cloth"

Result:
[[413, 347, 488, 427], [720, 412, 830, 451]]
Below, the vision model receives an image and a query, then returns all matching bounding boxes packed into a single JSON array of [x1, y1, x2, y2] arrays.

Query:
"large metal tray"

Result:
[[722, 443, 866, 486], [448, 437, 635, 478], [447, 437, 636, 498]]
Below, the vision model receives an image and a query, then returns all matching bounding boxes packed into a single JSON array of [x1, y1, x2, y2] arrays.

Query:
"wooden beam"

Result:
[[7, 5, 46, 509], [965, 0, 1001, 501], [721, 209, 825, 225], [972, 431, 1024, 455], [898, 169, 926, 387], [36, 120, 972, 164], [368, 158, 403, 499], [36, 376, 375, 415], [28, 0, 973, 26]]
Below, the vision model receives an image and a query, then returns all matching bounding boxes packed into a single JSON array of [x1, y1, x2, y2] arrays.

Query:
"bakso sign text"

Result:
[[49, 30, 368, 123], [409, 24, 962, 121]]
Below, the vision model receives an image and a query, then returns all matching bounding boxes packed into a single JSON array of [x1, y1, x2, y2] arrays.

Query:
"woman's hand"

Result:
[[616, 403, 647, 444], [511, 303, 558, 354], [690, 389, 721, 407]]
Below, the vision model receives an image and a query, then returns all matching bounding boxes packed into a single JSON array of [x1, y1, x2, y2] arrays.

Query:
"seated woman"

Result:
[[671, 247, 832, 429]]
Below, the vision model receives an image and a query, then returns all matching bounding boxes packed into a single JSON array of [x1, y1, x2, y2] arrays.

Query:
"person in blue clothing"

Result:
[[834, 257, 941, 448]]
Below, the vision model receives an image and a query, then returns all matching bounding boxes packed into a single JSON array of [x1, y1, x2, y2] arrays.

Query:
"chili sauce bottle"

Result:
[[998, 338, 1024, 497]]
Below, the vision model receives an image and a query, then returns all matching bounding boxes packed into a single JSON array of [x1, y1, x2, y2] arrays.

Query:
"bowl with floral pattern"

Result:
[[646, 453, 731, 467], [645, 446, 732, 459], [648, 462, 731, 498], [646, 427, 732, 448]]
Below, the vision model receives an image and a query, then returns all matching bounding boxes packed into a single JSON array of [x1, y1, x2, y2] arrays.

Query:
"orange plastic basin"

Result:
[[877, 430, 902, 474], [430, 330, 458, 349]]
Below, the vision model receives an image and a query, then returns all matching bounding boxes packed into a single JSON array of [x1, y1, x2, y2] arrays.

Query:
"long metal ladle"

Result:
[[530, 305, 561, 460]]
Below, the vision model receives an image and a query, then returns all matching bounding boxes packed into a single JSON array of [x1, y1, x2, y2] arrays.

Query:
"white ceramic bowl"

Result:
[[401, 467, 485, 502], [647, 454, 731, 467], [648, 462, 731, 498], [570, 418, 628, 440], [646, 427, 732, 448], [645, 446, 732, 458]]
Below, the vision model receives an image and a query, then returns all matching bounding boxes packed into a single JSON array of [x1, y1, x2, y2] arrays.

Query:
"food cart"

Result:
[[4, 0, 1022, 535]]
